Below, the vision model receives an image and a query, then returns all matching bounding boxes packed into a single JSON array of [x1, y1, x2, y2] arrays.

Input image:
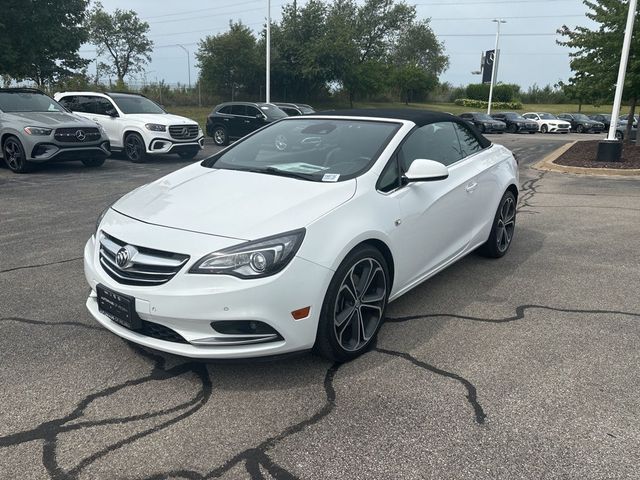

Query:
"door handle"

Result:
[[465, 182, 478, 193], [244, 120, 250, 124]]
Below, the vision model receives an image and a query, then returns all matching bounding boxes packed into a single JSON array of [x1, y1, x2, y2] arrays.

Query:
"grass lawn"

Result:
[[168, 102, 617, 131]]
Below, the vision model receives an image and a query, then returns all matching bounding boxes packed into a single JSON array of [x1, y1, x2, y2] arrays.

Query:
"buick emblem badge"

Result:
[[75, 129, 86, 141], [115, 246, 136, 268]]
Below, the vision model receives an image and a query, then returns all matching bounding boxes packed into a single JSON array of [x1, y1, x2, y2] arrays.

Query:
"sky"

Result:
[[87, 0, 597, 90]]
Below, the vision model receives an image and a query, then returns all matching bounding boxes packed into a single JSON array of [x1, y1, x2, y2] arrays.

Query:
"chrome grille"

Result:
[[99, 233, 189, 286], [169, 124, 199, 140], [54, 127, 101, 143]]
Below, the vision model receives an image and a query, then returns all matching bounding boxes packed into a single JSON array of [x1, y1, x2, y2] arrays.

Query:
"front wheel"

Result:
[[124, 133, 147, 163], [508, 124, 518, 134], [576, 124, 584, 134], [615, 131, 624, 141], [540, 124, 549, 134], [3, 136, 32, 173], [479, 190, 516, 258], [314, 245, 389, 362]]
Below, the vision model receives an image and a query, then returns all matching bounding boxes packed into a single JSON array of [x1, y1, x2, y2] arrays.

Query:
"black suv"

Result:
[[206, 102, 288, 146], [557, 113, 604, 133]]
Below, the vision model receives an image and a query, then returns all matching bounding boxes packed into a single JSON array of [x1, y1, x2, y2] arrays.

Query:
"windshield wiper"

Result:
[[262, 167, 317, 181]]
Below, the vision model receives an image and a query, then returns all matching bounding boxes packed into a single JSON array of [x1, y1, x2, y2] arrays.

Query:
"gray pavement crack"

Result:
[[517, 170, 546, 213], [0, 256, 82, 274], [374, 347, 487, 424], [0, 316, 104, 331]]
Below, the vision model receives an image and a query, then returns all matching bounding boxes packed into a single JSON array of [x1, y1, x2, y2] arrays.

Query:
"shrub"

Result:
[[454, 98, 523, 110], [465, 83, 521, 102]]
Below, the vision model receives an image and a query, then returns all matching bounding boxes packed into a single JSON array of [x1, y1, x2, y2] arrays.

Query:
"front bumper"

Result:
[[28, 141, 111, 162], [83, 228, 333, 359], [147, 135, 205, 155], [546, 124, 570, 133]]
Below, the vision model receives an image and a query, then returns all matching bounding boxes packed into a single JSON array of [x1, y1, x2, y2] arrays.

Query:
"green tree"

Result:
[[0, 0, 89, 86], [196, 21, 260, 100], [558, 0, 640, 140], [88, 4, 153, 87]]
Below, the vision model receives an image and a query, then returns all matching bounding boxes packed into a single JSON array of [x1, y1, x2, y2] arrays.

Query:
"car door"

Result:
[[229, 104, 249, 138], [88, 96, 123, 148], [245, 106, 266, 135], [391, 122, 477, 285]]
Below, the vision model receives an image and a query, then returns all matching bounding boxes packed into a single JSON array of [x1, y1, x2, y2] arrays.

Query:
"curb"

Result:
[[533, 141, 640, 177]]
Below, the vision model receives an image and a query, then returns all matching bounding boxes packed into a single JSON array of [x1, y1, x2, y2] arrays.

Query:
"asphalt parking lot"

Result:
[[1, 132, 639, 479]]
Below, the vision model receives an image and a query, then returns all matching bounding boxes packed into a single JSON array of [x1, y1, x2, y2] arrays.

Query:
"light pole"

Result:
[[598, 0, 637, 161], [176, 44, 191, 89], [487, 19, 506, 115], [266, 0, 271, 103]]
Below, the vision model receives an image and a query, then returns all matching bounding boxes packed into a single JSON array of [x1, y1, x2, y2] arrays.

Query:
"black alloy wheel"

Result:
[[3, 136, 32, 173], [479, 190, 517, 258], [576, 124, 585, 134], [508, 124, 518, 134], [213, 126, 229, 146], [124, 133, 146, 163], [314, 245, 389, 362], [82, 157, 106, 167]]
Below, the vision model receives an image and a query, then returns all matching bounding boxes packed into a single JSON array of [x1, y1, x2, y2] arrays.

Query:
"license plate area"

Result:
[[96, 284, 142, 330]]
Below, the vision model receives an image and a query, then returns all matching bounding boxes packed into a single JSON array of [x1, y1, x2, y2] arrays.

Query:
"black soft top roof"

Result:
[[315, 108, 492, 148]]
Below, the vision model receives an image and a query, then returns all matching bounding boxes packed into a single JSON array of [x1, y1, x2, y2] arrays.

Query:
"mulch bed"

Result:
[[555, 140, 640, 169]]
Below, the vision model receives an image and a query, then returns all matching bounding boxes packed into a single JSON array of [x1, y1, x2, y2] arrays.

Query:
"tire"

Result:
[[82, 157, 106, 167], [615, 131, 623, 141], [508, 124, 518, 134], [478, 190, 517, 258], [178, 148, 200, 160], [540, 124, 548, 134], [124, 133, 147, 163], [3, 136, 32, 173], [212, 126, 229, 146], [314, 245, 390, 362], [576, 124, 584, 134]]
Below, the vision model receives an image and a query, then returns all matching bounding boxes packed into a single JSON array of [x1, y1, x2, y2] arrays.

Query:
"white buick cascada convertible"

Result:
[[84, 109, 519, 361]]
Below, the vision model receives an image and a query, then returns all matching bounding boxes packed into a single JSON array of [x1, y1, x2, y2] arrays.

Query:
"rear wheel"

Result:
[[479, 190, 516, 258], [3, 136, 32, 173], [82, 157, 106, 167], [124, 133, 146, 163], [213, 126, 228, 146], [314, 245, 389, 362], [540, 124, 549, 134], [615, 130, 624, 141]]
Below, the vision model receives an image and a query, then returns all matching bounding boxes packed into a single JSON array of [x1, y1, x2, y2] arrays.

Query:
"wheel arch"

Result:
[[122, 128, 148, 150], [506, 183, 518, 202]]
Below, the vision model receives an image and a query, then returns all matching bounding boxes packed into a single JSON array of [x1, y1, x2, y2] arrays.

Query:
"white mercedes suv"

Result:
[[54, 92, 204, 162]]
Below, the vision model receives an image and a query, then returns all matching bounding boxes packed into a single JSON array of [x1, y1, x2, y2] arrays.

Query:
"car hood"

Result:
[[126, 113, 200, 126], [3, 111, 98, 127], [112, 163, 357, 240]]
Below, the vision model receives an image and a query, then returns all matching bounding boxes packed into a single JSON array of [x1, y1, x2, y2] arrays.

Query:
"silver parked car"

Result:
[[0, 88, 110, 173]]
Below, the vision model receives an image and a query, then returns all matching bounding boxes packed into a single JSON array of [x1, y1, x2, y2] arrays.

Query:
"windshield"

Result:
[[0, 92, 64, 112], [505, 113, 526, 120], [474, 113, 493, 121], [203, 118, 400, 182], [574, 114, 590, 121], [111, 95, 165, 114], [261, 104, 288, 119], [539, 113, 557, 120]]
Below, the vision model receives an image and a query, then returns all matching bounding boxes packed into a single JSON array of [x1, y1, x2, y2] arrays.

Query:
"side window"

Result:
[[377, 156, 401, 193], [459, 113, 470, 119], [94, 97, 116, 115], [282, 107, 300, 116], [230, 105, 246, 116], [218, 106, 232, 114], [246, 106, 261, 117], [398, 122, 464, 170], [454, 123, 483, 158], [57, 96, 76, 111]]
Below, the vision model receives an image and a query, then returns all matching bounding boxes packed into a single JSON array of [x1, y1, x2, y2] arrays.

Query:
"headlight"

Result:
[[24, 126, 52, 135], [145, 123, 166, 132], [189, 229, 306, 278]]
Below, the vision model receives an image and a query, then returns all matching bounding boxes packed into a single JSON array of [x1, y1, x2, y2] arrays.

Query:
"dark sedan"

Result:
[[589, 114, 612, 129], [273, 102, 315, 116], [459, 112, 506, 133], [557, 113, 605, 133], [491, 112, 538, 134], [615, 123, 637, 142]]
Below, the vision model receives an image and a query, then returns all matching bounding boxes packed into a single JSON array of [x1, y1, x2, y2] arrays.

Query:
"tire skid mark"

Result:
[[374, 347, 487, 424], [141, 364, 341, 480], [0, 256, 82, 274]]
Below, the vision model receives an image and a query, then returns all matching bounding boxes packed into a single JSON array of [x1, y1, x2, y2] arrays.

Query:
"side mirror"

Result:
[[105, 108, 118, 117], [403, 159, 449, 183]]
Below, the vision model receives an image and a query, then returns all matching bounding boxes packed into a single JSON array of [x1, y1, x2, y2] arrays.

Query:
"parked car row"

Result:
[[0, 88, 316, 173]]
